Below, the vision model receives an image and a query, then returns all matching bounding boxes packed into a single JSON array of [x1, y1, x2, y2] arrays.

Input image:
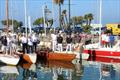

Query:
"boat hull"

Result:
[[23, 53, 37, 63], [0, 54, 19, 65], [47, 52, 76, 61], [84, 49, 120, 59]]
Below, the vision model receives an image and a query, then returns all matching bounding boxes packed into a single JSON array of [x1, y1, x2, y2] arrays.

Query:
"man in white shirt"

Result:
[[32, 33, 38, 52], [101, 32, 106, 48], [21, 34, 27, 53], [28, 36, 33, 54], [51, 33, 57, 51]]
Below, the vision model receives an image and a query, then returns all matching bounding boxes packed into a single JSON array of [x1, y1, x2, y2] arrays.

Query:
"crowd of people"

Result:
[[0, 30, 119, 55], [51, 31, 83, 52], [101, 32, 119, 48], [0, 32, 39, 55]]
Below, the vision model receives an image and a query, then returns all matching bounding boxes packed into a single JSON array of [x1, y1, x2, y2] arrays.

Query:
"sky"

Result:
[[0, 0, 120, 28]]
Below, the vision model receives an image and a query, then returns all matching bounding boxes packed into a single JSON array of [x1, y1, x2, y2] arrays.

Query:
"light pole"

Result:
[[99, 0, 102, 47]]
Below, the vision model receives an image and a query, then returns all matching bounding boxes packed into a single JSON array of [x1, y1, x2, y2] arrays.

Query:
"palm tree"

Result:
[[84, 14, 89, 26], [84, 13, 93, 26], [78, 16, 84, 27], [72, 16, 84, 27], [87, 13, 93, 26], [53, 0, 64, 29], [62, 10, 68, 29], [61, 14, 65, 29], [33, 17, 44, 27]]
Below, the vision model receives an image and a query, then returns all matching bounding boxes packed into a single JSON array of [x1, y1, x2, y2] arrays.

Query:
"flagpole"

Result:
[[24, 0, 27, 37], [99, 0, 102, 48]]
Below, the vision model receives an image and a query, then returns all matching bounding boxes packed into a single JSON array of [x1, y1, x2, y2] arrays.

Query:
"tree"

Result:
[[84, 13, 93, 26], [71, 16, 84, 27], [47, 19, 53, 28], [1, 19, 23, 32], [84, 14, 89, 26], [33, 17, 53, 28], [33, 17, 44, 27], [53, 0, 64, 29], [83, 13, 93, 33], [61, 10, 69, 29], [87, 13, 93, 26]]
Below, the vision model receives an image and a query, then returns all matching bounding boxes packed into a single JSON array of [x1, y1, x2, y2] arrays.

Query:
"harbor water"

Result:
[[0, 59, 120, 80]]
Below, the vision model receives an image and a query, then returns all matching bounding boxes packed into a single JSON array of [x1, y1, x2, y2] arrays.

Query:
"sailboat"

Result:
[[0, 0, 20, 66], [83, 0, 120, 59], [22, 0, 37, 64]]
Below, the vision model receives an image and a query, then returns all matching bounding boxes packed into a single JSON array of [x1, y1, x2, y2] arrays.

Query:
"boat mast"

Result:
[[68, 0, 71, 29], [28, 16, 31, 34], [6, 0, 9, 31], [43, 4, 47, 36], [24, 0, 27, 37], [52, 0, 55, 32], [99, 0, 103, 80], [99, 0, 102, 47]]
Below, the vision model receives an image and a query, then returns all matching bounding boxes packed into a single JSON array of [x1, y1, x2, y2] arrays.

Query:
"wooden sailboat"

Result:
[[37, 50, 89, 62], [23, 53, 37, 63], [47, 51, 76, 61]]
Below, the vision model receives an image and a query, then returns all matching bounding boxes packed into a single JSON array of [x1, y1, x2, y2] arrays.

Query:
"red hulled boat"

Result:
[[84, 48, 120, 59]]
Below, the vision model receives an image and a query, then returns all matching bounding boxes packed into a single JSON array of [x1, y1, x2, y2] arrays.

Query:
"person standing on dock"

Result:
[[1, 36, 7, 54], [28, 35, 33, 54], [109, 33, 115, 48], [101, 32, 106, 48], [7, 34, 13, 55], [57, 34, 63, 52], [51, 33, 57, 51], [21, 34, 27, 54], [32, 33, 38, 52], [66, 35, 72, 52]]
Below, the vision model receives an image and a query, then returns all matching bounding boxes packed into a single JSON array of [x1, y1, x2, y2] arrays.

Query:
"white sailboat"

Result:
[[0, 54, 19, 65]]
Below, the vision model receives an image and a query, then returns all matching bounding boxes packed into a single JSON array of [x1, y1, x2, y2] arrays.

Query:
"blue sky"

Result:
[[0, 0, 120, 28]]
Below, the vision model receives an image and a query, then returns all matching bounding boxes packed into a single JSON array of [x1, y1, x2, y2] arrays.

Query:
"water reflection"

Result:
[[0, 60, 120, 80], [0, 66, 19, 80]]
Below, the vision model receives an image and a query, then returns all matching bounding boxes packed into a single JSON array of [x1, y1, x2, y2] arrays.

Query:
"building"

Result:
[[90, 24, 103, 34]]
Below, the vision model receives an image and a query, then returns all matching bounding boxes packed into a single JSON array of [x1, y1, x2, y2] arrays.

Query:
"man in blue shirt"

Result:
[[109, 33, 115, 48]]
